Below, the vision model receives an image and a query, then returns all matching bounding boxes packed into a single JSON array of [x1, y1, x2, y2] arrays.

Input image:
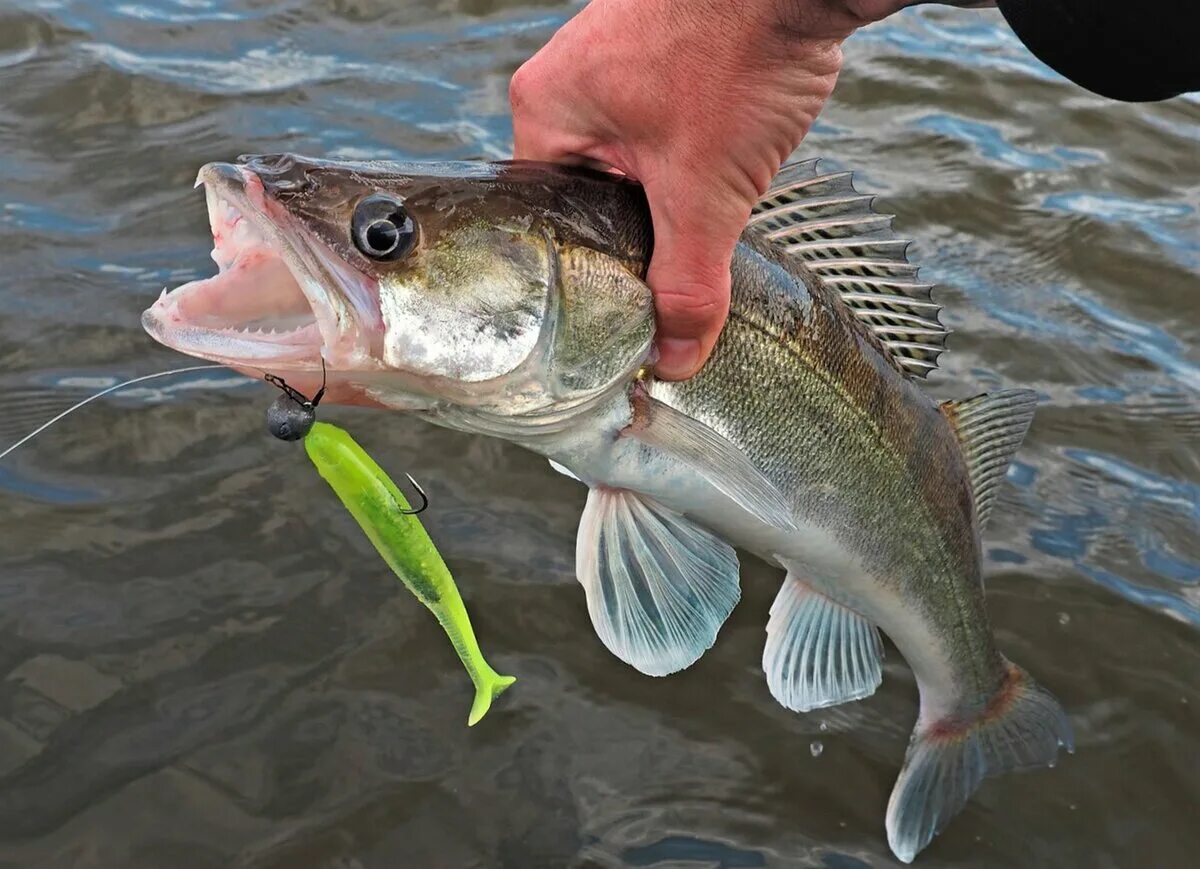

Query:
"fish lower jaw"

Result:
[[141, 269, 327, 367], [140, 304, 324, 366]]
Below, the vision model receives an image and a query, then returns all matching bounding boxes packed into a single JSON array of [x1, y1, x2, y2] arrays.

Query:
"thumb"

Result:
[[642, 176, 752, 380]]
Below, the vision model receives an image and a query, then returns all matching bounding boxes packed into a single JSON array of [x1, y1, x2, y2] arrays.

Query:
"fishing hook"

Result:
[[263, 362, 430, 514], [398, 473, 429, 515]]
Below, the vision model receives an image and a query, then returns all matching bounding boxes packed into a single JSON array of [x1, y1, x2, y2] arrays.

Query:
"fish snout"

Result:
[[235, 153, 315, 196]]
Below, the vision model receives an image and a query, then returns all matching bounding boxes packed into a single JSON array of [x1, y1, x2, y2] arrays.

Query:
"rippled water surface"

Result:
[[1, 2, 1197, 866]]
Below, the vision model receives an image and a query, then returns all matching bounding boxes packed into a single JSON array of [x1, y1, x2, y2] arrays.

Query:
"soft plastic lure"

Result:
[[303, 422, 516, 725], [265, 374, 515, 726]]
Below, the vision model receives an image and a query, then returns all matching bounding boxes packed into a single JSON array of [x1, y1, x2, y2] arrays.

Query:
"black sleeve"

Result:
[[995, 1, 1200, 101]]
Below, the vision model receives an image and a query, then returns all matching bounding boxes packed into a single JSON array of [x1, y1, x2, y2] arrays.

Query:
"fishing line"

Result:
[[0, 364, 228, 461]]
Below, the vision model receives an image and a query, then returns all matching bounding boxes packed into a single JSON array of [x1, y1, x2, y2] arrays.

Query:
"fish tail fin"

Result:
[[467, 667, 517, 727], [885, 660, 1073, 863]]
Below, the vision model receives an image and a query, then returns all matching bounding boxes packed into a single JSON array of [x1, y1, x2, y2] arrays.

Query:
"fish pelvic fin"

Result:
[[763, 571, 884, 712], [941, 388, 1038, 528], [468, 668, 517, 727], [576, 487, 741, 676], [885, 660, 1073, 863]]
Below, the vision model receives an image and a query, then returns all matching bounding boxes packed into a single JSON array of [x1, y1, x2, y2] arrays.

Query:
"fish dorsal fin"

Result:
[[941, 389, 1038, 528], [749, 159, 949, 379]]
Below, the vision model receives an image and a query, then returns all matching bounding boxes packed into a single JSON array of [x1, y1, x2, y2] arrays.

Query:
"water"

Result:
[[0, 2, 1197, 866]]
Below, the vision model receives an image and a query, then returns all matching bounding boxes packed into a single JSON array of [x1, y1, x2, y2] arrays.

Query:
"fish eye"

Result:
[[351, 194, 417, 261]]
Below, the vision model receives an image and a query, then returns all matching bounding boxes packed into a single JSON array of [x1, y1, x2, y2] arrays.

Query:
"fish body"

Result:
[[303, 420, 515, 726], [573, 256, 991, 710], [144, 154, 1070, 861]]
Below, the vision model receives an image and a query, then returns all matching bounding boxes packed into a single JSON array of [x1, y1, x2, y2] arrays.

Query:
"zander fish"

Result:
[[143, 154, 1072, 862]]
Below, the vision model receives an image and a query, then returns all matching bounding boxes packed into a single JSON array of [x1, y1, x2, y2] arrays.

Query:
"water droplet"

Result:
[[1069, 803, 1077, 811], [1057, 612, 1071, 626], [818, 721, 829, 732], [810, 740, 823, 757]]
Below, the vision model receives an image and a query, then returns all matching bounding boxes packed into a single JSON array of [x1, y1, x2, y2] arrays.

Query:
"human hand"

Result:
[[511, 0, 903, 379]]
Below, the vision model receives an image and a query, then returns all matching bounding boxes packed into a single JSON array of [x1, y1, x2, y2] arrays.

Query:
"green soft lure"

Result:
[[303, 420, 515, 726]]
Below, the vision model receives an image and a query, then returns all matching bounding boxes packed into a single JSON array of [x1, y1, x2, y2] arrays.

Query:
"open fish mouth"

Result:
[[142, 162, 376, 371]]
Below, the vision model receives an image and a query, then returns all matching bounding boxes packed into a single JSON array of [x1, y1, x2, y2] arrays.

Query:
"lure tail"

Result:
[[468, 666, 518, 727]]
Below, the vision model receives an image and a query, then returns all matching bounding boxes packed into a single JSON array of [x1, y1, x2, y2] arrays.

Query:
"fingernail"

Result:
[[654, 337, 702, 380]]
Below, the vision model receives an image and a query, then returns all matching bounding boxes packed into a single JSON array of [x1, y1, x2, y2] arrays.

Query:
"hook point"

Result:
[[401, 473, 429, 514]]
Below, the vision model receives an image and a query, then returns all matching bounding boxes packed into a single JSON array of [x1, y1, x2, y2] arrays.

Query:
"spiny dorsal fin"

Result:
[[750, 159, 949, 379], [941, 389, 1038, 527]]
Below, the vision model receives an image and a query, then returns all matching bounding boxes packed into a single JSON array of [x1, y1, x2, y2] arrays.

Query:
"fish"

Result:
[[302, 419, 516, 726], [143, 153, 1073, 862]]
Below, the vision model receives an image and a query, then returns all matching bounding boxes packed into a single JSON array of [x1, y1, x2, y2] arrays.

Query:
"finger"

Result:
[[510, 98, 629, 177], [643, 179, 749, 380], [510, 59, 605, 163], [511, 116, 597, 163], [648, 264, 732, 380]]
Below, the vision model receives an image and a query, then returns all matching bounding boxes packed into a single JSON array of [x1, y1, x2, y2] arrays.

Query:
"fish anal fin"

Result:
[[886, 660, 1073, 863], [941, 389, 1038, 528], [622, 385, 797, 531], [763, 571, 884, 713], [749, 158, 949, 379], [575, 487, 740, 677]]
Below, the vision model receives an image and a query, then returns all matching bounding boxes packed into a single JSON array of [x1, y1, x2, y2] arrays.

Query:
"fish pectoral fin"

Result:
[[576, 486, 741, 677], [763, 571, 884, 713], [622, 388, 797, 531]]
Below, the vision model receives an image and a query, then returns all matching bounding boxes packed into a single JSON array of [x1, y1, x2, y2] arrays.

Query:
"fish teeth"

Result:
[[203, 184, 220, 225]]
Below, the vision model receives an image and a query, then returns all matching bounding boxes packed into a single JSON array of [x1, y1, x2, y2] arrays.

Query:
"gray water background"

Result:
[[0, 1, 1197, 866]]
